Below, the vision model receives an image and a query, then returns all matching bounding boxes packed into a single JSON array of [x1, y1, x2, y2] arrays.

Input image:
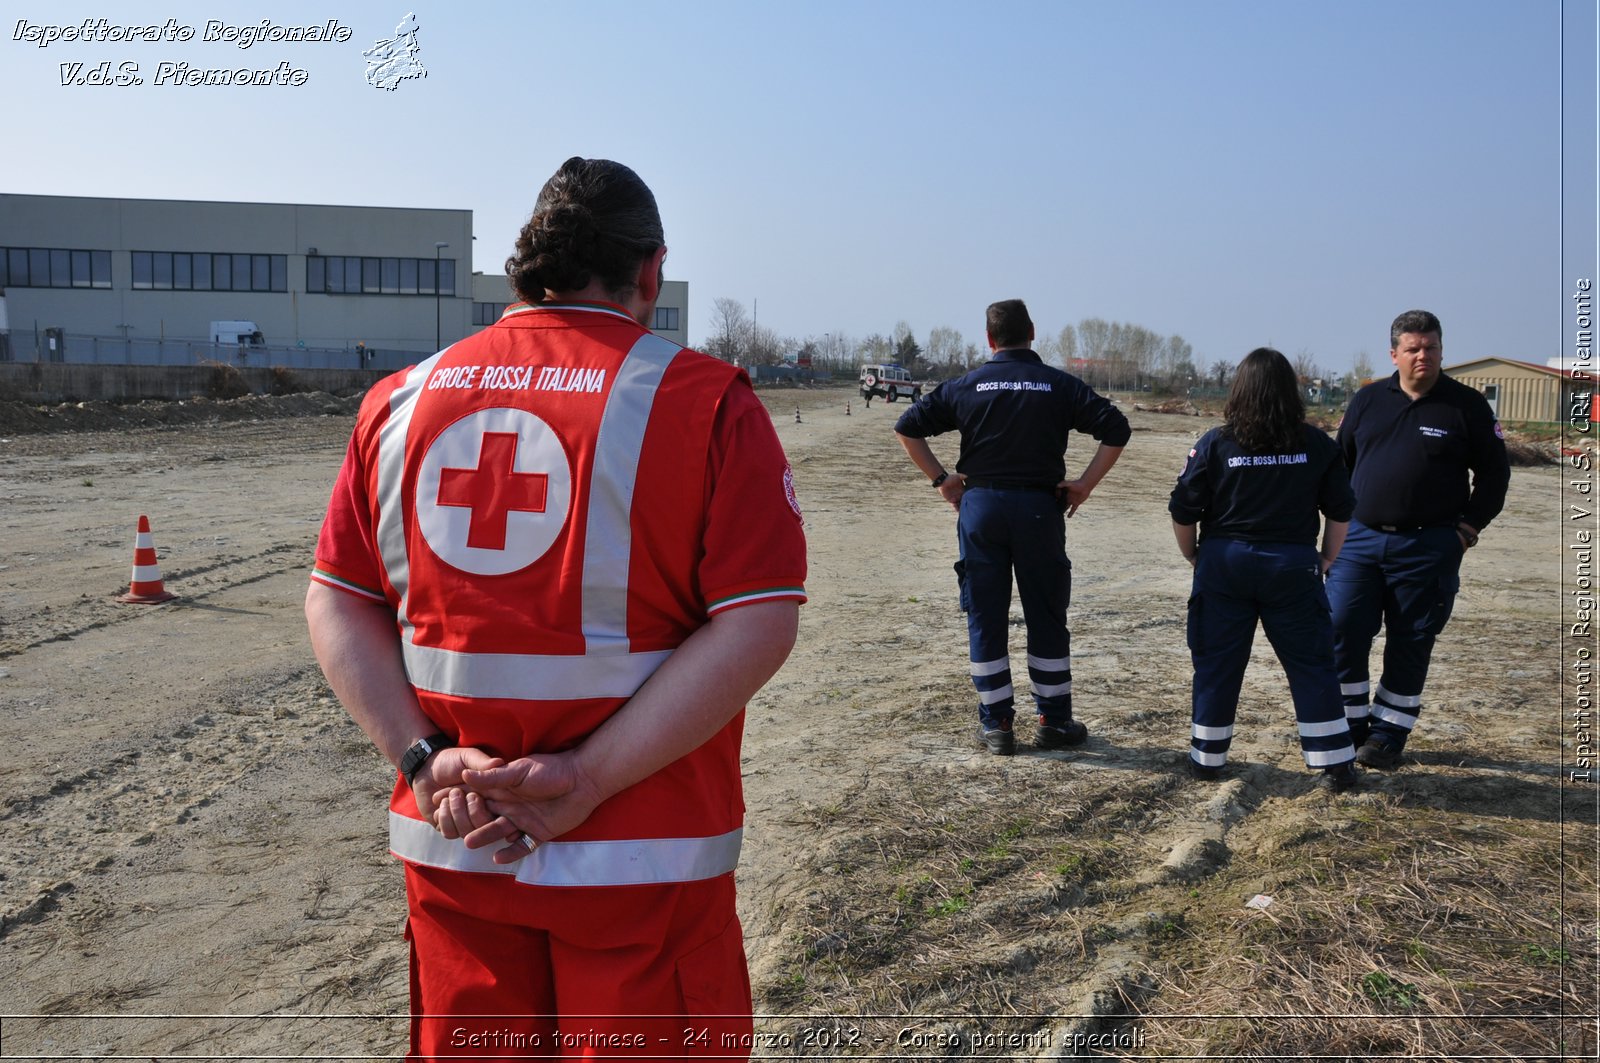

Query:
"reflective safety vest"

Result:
[[358, 303, 750, 888]]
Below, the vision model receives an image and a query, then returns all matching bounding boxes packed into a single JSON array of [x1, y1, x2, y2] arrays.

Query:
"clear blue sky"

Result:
[[4, 1, 1594, 374]]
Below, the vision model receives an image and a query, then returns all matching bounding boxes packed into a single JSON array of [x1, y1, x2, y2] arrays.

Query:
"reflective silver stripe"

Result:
[[1340, 681, 1370, 697], [1027, 654, 1071, 672], [978, 684, 1014, 705], [1371, 704, 1419, 730], [130, 564, 162, 582], [1375, 683, 1422, 709], [969, 657, 1009, 677], [403, 643, 671, 701], [1344, 704, 1371, 720], [376, 350, 450, 639], [1298, 719, 1351, 738], [582, 333, 680, 652], [370, 335, 686, 696], [389, 812, 741, 887], [1031, 680, 1072, 698], [1192, 723, 1234, 741], [135, 531, 155, 548], [1191, 750, 1227, 767], [1305, 746, 1355, 767]]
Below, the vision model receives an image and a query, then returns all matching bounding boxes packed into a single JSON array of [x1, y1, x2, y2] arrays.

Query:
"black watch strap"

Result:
[[931, 471, 949, 488], [400, 733, 454, 787]]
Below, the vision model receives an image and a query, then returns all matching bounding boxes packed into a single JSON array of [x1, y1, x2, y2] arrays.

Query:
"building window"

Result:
[[653, 306, 680, 331], [473, 302, 503, 326], [130, 250, 285, 292], [0, 246, 112, 289], [307, 254, 456, 296]]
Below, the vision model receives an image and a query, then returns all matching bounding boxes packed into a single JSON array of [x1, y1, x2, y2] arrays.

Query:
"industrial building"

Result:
[[0, 193, 688, 371]]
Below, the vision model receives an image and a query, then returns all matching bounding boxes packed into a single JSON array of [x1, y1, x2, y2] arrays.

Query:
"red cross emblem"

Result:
[[435, 432, 549, 551], [417, 407, 572, 576]]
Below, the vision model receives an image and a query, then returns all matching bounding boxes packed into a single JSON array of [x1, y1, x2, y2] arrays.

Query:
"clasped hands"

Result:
[[411, 746, 603, 866]]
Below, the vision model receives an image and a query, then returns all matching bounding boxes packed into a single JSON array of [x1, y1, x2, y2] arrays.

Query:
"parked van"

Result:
[[209, 320, 265, 347]]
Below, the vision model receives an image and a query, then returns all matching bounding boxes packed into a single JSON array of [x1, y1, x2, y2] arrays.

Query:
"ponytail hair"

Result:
[[505, 157, 664, 304]]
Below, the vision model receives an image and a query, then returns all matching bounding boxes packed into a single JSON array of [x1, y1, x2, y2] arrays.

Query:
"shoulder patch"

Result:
[[783, 464, 804, 524], [1493, 421, 1504, 440]]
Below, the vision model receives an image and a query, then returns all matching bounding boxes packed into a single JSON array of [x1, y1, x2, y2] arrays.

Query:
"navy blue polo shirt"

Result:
[[893, 350, 1131, 483], [1336, 371, 1510, 531], [1168, 423, 1355, 545]]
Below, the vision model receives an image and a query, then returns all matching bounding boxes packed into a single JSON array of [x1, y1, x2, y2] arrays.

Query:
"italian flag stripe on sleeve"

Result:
[[311, 566, 387, 603], [707, 586, 807, 614]]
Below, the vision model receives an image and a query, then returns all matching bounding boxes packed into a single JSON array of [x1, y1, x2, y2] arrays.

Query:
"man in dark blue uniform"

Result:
[[1328, 309, 1510, 769], [894, 299, 1130, 755]]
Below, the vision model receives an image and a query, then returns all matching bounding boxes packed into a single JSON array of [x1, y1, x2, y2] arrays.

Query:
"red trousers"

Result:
[[404, 864, 753, 1061]]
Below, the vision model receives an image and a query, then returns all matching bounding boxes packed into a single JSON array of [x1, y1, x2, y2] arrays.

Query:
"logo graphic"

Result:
[[364, 12, 426, 91], [783, 464, 803, 523], [417, 408, 572, 575]]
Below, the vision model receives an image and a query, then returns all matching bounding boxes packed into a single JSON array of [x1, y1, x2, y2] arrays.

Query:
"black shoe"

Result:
[[977, 723, 1015, 756], [1188, 757, 1226, 781], [1356, 738, 1403, 770], [1318, 761, 1360, 792], [1036, 719, 1088, 749]]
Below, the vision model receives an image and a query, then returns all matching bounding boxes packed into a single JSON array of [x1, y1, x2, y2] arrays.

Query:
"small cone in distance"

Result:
[[118, 515, 178, 604]]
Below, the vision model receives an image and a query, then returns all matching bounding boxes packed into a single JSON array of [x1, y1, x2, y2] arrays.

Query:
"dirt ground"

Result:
[[0, 385, 1593, 1061]]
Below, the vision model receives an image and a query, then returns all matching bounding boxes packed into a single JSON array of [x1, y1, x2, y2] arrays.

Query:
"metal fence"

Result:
[[0, 330, 421, 373]]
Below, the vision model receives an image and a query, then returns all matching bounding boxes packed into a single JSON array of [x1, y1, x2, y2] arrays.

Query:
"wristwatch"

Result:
[[931, 471, 949, 488], [400, 733, 454, 787]]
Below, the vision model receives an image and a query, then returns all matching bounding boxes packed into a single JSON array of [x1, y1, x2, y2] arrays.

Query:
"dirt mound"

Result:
[[1134, 398, 1203, 416], [0, 391, 363, 437]]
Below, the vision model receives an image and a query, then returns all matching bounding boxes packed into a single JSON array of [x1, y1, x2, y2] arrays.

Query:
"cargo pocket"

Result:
[[676, 916, 752, 1054], [954, 559, 969, 613]]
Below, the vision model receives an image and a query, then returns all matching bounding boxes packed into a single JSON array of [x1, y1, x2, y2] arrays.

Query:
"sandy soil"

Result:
[[0, 386, 1590, 1060]]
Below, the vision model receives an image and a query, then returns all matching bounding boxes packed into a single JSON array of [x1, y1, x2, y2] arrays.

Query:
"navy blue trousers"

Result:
[[1186, 538, 1354, 769], [956, 487, 1072, 730], [1326, 521, 1463, 749]]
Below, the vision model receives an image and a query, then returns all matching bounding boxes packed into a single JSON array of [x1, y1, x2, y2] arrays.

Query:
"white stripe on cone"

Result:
[[119, 515, 177, 603]]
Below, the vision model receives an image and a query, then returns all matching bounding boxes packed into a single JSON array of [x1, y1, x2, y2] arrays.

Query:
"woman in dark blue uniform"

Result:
[[1168, 348, 1359, 790]]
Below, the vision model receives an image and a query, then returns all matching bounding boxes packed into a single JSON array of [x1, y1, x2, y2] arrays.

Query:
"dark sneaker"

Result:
[[977, 722, 1015, 756], [1036, 719, 1088, 750], [1188, 757, 1226, 781], [1356, 738, 1403, 770], [1317, 761, 1359, 792]]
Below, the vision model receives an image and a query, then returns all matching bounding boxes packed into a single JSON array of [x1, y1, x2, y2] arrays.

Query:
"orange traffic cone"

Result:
[[117, 515, 178, 604]]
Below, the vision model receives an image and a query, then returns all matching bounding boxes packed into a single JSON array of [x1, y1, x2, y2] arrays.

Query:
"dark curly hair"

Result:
[[505, 157, 664, 304], [1222, 347, 1305, 453]]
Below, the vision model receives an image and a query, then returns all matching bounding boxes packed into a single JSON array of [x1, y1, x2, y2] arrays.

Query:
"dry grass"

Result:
[[1132, 805, 1598, 1059], [752, 685, 1597, 1059]]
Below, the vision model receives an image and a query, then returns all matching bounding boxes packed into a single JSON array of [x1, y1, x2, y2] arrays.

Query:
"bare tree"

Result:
[[925, 325, 966, 372], [1351, 350, 1375, 384], [1033, 329, 1060, 366], [706, 297, 749, 363], [858, 333, 892, 365], [1057, 324, 1078, 367], [1292, 348, 1324, 384], [747, 323, 784, 366]]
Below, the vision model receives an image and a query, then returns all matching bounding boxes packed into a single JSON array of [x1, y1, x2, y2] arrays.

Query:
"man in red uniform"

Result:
[[306, 158, 805, 1059]]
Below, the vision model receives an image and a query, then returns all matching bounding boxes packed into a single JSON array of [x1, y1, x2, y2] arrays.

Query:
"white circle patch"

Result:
[[416, 407, 573, 575]]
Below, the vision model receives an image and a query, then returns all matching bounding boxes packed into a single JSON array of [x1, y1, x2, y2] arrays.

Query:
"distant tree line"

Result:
[[698, 297, 1377, 398]]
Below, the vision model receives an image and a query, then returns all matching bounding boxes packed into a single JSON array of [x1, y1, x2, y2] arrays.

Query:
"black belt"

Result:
[[963, 478, 1058, 493], [1372, 522, 1446, 533]]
